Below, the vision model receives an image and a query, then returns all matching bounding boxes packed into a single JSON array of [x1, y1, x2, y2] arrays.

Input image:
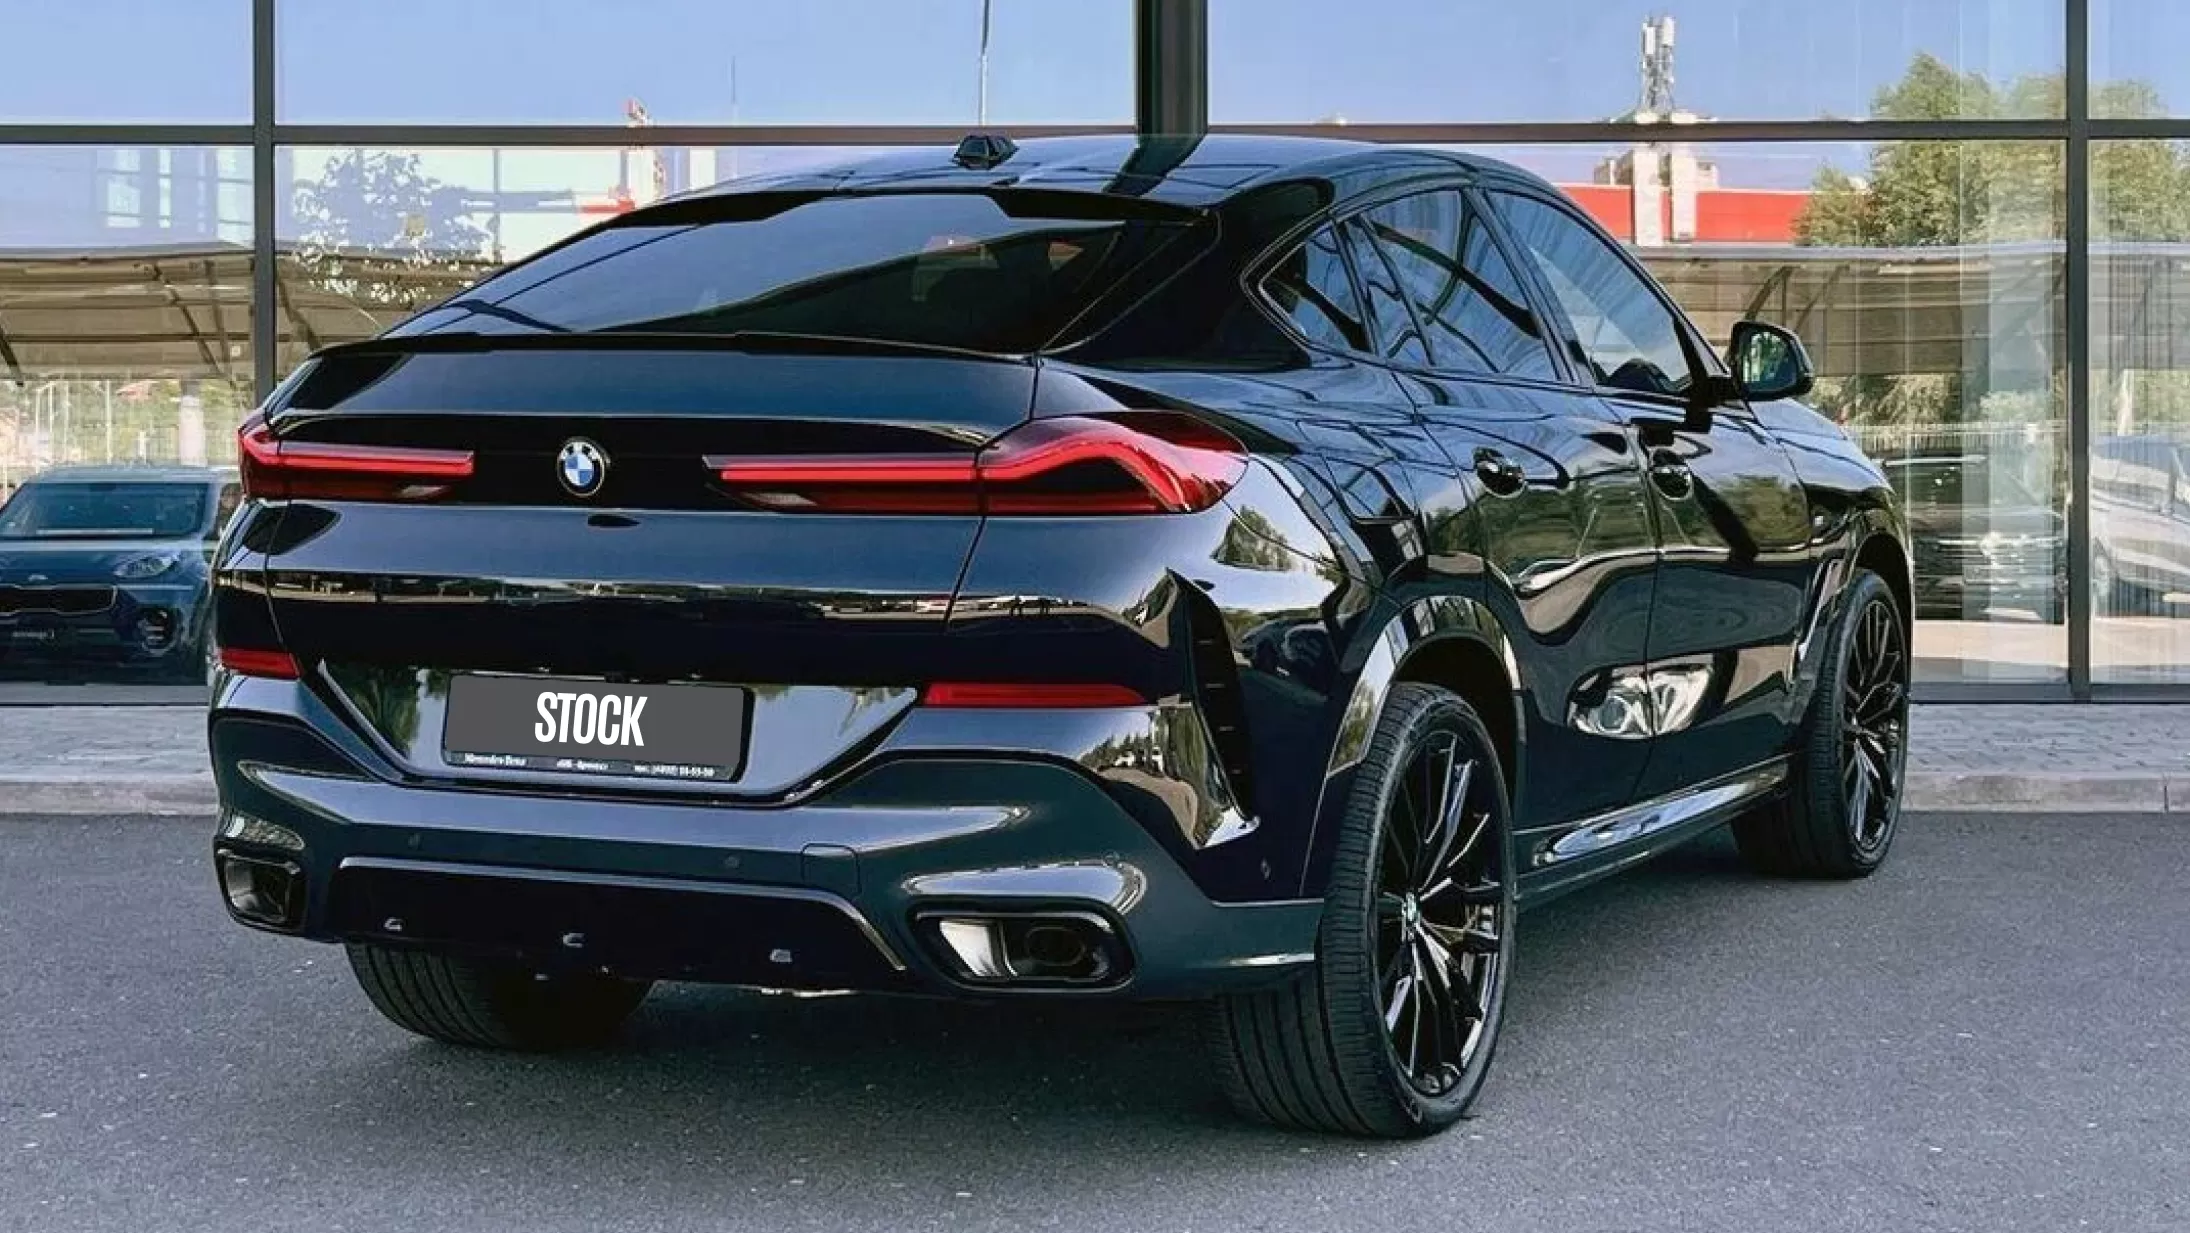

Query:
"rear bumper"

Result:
[[209, 680, 1320, 1000]]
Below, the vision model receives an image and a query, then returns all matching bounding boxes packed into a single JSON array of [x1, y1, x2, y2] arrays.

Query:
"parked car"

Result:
[[2091, 433, 2190, 615], [1884, 454, 2067, 623], [0, 464, 237, 680], [208, 135, 1912, 1137]]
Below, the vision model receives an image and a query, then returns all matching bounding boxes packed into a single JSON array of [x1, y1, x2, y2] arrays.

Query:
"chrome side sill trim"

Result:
[[1530, 758, 1789, 870]]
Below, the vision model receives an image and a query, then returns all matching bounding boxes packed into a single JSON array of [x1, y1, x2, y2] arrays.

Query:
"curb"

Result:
[[0, 775, 217, 817], [1904, 770, 2185, 814], [0, 771, 2184, 818]]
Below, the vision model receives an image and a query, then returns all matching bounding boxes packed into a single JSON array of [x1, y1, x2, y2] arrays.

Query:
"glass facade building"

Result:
[[0, 0, 2184, 699]]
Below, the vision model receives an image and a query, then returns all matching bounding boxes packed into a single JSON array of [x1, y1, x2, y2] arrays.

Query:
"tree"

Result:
[[1792, 167, 1871, 248], [290, 151, 494, 318], [1793, 56, 2190, 431], [1797, 55, 2190, 250]]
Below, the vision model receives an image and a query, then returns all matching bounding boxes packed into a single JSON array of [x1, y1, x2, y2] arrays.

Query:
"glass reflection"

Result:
[[0, 146, 253, 689], [1212, 0, 2062, 124], [0, 2, 250, 123], [2093, 1, 2190, 119], [1464, 134, 2066, 685], [277, 0, 1130, 125], [273, 145, 889, 359], [2092, 139, 2190, 682]]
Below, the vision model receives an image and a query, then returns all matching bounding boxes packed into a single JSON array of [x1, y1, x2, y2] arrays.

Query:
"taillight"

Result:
[[707, 413, 1246, 515], [922, 682, 1149, 708], [217, 647, 300, 680], [239, 414, 474, 502]]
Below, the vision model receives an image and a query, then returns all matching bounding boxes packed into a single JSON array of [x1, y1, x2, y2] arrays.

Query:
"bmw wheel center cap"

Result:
[[556, 438, 609, 498]]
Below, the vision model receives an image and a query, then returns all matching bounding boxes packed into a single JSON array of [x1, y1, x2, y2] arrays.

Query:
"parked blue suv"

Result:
[[0, 464, 237, 680]]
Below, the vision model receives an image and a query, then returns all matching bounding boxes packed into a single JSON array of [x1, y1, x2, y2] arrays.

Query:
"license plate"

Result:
[[442, 674, 748, 782]]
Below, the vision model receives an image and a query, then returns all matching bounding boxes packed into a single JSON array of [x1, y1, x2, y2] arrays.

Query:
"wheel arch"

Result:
[[1391, 636, 1520, 806], [1853, 527, 1913, 641], [1299, 594, 1524, 896]]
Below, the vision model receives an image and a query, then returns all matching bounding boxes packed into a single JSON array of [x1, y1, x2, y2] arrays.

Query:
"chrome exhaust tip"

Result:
[[916, 910, 1128, 988]]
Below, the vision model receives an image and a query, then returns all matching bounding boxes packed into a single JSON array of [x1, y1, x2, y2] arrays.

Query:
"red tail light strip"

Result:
[[922, 682, 1149, 709], [239, 416, 475, 501], [217, 647, 301, 680], [978, 416, 1238, 513], [707, 413, 1246, 516], [707, 456, 980, 486]]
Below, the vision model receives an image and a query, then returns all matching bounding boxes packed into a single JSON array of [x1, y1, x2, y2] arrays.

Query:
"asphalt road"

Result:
[[3, 814, 2184, 1233]]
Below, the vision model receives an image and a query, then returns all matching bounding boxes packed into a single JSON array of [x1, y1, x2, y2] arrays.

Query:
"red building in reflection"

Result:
[[1563, 180, 1810, 246], [1561, 141, 1812, 247]]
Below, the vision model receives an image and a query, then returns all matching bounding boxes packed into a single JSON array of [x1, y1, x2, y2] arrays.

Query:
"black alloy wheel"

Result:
[[1376, 728, 1506, 1096], [1734, 568, 1909, 878], [1211, 683, 1514, 1137], [1840, 595, 1908, 856]]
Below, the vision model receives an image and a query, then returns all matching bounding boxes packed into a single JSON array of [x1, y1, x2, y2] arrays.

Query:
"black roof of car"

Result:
[[672, 134, 1560, 210]]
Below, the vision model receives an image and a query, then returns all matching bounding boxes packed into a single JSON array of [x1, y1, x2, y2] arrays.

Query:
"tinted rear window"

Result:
[[0, 482, 210, 540], [401, 192, 1204, 354]]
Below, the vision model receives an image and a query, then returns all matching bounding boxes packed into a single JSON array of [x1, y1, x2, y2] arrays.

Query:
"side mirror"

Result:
[[1728, 320, 1814, 402]]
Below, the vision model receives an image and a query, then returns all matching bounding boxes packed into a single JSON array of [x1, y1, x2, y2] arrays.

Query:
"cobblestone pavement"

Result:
[[1912, 704, 2190, 774]]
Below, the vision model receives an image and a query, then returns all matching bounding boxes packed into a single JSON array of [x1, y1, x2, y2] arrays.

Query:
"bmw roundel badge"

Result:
[[556, 438, 609, 498]]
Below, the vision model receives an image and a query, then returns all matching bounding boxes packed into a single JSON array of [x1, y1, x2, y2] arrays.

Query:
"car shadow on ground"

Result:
[[282, 829, 1847, 1180]]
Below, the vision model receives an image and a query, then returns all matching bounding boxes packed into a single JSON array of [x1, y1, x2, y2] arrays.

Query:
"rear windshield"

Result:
[[398, 192, 1205, 354], [0, 482, 210, 540]]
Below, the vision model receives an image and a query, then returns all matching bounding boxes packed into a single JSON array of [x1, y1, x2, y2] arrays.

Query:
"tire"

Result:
[[1208, 683, 1515, 1137], [346, 943, 652, 1050], [1734, 568, 1909, 878]]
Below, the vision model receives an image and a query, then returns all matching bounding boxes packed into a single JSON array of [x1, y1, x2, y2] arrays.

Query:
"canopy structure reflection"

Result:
[[0, 242, 490, 381], [7, 238, 2188, 383]]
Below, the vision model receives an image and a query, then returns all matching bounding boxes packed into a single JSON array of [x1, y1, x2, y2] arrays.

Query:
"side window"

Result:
[[1338, 220, 1430, 367], [1260, 226, 1368, 352], [1357, 191, 1557, 381], [1490, 191, 1695, 398]]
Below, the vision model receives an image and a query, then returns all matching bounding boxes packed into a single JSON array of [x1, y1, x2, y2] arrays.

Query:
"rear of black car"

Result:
[[208, 185, 1326, 1002]]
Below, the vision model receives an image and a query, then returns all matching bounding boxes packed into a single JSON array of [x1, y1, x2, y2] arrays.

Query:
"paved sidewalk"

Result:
[[1, 704, 2186, 816], [1910, 704, 2190, 811], [0, 706, 208, 815]]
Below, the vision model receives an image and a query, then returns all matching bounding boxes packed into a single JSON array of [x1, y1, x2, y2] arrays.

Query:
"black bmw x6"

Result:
[[209, 135, 1912, 1137]]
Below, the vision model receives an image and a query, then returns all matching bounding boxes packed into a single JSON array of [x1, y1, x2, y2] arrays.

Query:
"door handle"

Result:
[[1473, 449, 1528, 498], [1647, 448, 1694, 500]]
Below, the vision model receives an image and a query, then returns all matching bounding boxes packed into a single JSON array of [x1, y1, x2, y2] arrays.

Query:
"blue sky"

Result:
[[4, 0, 2189, 213], [4, 0, 2185, 128]]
